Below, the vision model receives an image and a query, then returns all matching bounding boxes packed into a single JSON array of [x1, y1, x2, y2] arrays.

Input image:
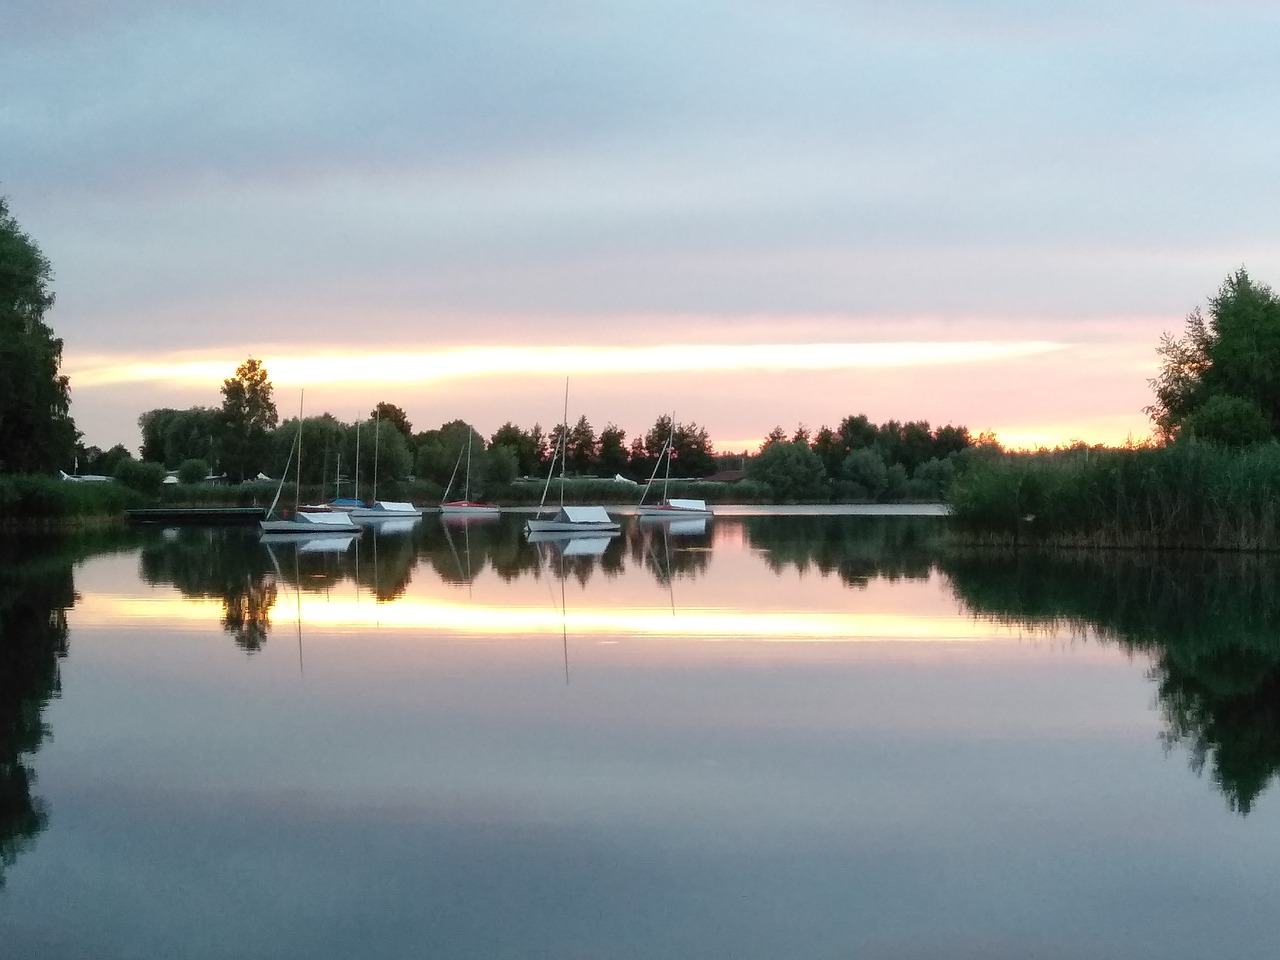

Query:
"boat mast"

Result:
[[293, 390, 304, 516], [354, 418, 361, 502], [560, 377, 568, 509], [662, 412, 675, 503], [372, 408, 380, 502], [464, 431, 472, 502]]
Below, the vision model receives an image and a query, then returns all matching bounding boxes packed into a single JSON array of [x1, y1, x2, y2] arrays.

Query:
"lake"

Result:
[[2, 512, 1279, 959]]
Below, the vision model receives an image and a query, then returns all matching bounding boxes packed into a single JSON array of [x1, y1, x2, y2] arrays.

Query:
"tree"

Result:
[[370, 402, 412, 438], [842, 448, 888, 500], [1148, 269, 1280, 444], [670, 421, 716, 477], [597, 424, 629, 476], [748, 440, 827, 501], [567, 415, 597, 474], [491, 422, 541, 476], [0, 196, 77, 473], [838, 414, 877, 451], [138, 408, 179, 463], [219, 358, 278, 481]]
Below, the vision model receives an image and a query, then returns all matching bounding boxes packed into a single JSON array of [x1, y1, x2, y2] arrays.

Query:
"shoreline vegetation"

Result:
[[948, 441, 1280, 551], [9, 186, 1280, 551]]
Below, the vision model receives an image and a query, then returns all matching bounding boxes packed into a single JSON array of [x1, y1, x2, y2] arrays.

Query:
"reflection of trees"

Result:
[[744, 515, 940, 587], [0, 535, 83, 886], [139, 528, 281, 653], [942, 549, 1280, 814], [628, 523, 713, 585], [356, 529, 420, 601]]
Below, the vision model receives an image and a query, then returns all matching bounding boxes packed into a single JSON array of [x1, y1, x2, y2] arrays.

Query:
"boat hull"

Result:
[[637, 505, 712, 518], [259, 517, 360, 535], [525, 518, 620, 534], [349, 501, 422, 519], [440, 501, 501, 517]]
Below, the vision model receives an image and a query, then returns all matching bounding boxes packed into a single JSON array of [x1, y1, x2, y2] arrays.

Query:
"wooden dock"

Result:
[[125, 506, 266, 524]]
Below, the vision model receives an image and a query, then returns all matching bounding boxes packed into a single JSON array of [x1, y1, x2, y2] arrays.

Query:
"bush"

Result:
[[112, 459, 167, 496], [177, 459, 210, 485]]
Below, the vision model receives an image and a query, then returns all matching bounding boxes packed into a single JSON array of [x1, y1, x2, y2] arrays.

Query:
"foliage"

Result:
[[138, 406, 221, 468], [177, 459, 210, 485], [840, 448, 888, 500], [597, 424, 628, 476], [415, 420, 485, 488], [0, 196, 77, 475], [947, 442, 1280, 549], [74, 442, 133, 476], [490, 422, 543, 476], [566, 415, 597, 474], [485, 444, 518, 485], [0, 475, 143, 521], [371, 402, 413, 438], [218, 358, 278, 482], [1148, 269, 1280, 444], [747, 440, 827, 501], [112, 459, 166, 496]]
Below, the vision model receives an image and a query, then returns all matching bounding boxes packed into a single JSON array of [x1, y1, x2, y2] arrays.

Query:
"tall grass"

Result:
[[0, 476, 144, 524], [948, 442, 1280, 550]]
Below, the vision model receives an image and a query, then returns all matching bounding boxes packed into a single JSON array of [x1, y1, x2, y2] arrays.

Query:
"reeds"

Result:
[[947, 442, 1280, 550]]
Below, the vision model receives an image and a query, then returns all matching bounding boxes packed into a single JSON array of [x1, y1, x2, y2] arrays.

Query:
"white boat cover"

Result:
[[369, 501, 417, 512], [300, 511, 361, 528], [558, 505, 613, 523], [666, 498, 708, 511]]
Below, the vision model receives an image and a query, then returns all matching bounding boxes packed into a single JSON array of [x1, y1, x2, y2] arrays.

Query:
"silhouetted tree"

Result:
[[0, 196, 77, 474]]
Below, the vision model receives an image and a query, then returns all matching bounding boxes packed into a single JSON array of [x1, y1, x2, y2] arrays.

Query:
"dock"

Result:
[[125, 506, 266, 524]]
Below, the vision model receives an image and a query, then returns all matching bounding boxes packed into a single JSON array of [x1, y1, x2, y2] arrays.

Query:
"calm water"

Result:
[[2, 513, 1279, 959]]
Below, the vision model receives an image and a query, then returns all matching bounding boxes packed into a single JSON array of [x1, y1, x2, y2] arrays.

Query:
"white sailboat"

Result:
[[349, 409, 422, 520], [525, 381, 619, 537], [260, 393, 360, 537], [637, 416, 712, 519], [440, 431, 500, 517]]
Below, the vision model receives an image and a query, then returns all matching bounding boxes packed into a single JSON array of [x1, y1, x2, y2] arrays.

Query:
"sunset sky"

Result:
[[6, 1, 1279, 452]]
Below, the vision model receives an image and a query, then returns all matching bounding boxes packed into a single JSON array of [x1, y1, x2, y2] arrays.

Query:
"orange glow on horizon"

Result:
[[64, 340, 1065, 389]]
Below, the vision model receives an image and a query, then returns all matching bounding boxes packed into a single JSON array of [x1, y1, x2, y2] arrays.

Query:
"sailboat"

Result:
[[440, 432, 500, 517], [637, 417, 712, 519], [349, 409, 422, 520], [524, 381, 619, 537], [260, 393, 361, 536]]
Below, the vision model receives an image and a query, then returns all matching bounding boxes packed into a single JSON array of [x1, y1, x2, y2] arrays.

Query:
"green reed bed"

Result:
[[948, 442, 1280, 550], [0, 475, 144, 525]]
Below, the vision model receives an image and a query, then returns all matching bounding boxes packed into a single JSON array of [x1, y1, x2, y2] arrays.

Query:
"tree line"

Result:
[[128, 355, 982, 501]]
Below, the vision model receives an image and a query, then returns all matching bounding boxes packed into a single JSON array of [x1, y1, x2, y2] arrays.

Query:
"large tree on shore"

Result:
[[1148, 269, 1280, 445], [219, 358, 278, 481], [0, 197, 77, 473]]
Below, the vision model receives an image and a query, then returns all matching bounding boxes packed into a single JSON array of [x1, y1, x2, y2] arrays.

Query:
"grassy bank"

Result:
[[948, 442, 1280, 550]]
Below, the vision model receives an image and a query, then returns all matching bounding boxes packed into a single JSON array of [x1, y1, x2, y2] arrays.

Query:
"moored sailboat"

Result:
[[260, 393, 360, 537], [440, 432, 500, 517], [525, 381, 619, 537], [349, 409, 422, 520], [637, 417, 712, 519]]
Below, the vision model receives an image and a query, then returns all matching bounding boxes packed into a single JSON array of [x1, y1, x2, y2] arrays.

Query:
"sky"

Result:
[[5, 0, 1280, 453]]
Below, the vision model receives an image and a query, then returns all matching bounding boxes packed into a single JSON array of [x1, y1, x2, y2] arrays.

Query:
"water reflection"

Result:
[[943, 550, 1280, 814], [6, 516, 1280, 956], [13, 515, 1280, 833], [139, 528, 279, 652], [0, 530, 137, 886]]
